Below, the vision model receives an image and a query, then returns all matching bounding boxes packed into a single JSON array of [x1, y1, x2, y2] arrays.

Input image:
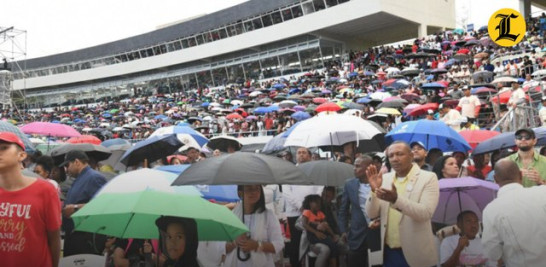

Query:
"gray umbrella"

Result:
[[48, 143, 112, 166], [172, 152, 311, 185], [297, 161, 354, 186], [0, 121, 35, 152], [377, 100, 407, 109]]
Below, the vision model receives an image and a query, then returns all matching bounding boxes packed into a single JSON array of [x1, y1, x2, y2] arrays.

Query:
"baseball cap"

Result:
[[410, 141, 427, 150], [0, 132, 25, 151], [460, 116, 468, 124], [515, 128, 535, 139], [427, 109, 434, 115], [462, 86, 470, 91], [59, 150, 89, 167]]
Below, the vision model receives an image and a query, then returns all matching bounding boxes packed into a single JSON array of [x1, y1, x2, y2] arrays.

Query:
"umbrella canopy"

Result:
[[72, 190, 248, 240], [101, 138, 130, 148], [120, 134, 183, 167], [491, 76, 518, 84], [459, 130, 500, 149], [297, 161, 354, 186], [407, 103, 439, 117], [67, 135, 102, 145], [48, 143, 112, 165], [0, 121, 35, 152], [433, 177, 499, 225], [386, 120, 471, 152], [150, 126, 209, 147], [226, 113, 244, 121], [421, 82, 447, 89], [207, 135, 242, 152], [279, 100, 298, 108], [172, 152, 311, 185], [315, 102, 341, 113], [291, 111, 311, 121], [377, 100, 406, 109], [284, 114, 383, 148], [96, 168, 201, 196], [375, 107, 401, 116], [20, 122, 81, 137]]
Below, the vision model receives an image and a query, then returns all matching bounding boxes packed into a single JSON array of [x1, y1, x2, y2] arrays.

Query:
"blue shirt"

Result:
[[63, 166, 107, 233]]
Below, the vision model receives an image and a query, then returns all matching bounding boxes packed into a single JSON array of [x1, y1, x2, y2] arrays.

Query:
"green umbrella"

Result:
[[223, 99, 231, 104], [72, 190, 248, 240], [110, 109, 119, 114]]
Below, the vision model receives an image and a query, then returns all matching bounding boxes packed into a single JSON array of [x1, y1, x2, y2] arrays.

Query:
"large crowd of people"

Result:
[[1, 14, 546, 267]]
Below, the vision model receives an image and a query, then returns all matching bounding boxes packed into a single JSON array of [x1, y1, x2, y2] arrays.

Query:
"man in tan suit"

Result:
[[365, 141, 439, 266]]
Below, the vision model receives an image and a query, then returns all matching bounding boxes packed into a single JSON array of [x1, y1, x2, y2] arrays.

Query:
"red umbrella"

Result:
[[279, 108, 296, 114], [490, 90, 530, 104], [315, 102, 341, 113], [312, 97, 328, 104], [226, 113, 244, 121], [67, 135, 102, 145], [459, 130, 500, 149], [457, 48, 470, 54], [407, 103, 439, 117], [475, 88, 498, 94], [60, 113, 71, 117], [400, 93, 421, 102], [234, 108, 248, 117], [382, 78, 398, 86]]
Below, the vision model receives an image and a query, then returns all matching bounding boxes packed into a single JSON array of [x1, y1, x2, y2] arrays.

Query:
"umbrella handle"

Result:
[[237, 247, 251, 261]]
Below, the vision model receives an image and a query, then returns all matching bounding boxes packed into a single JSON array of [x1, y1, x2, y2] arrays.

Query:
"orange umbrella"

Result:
[[407, 103, 439, 117], [459, 130, 500, 149], [67, 135, 102, 145], [226, 113, 243, 121]]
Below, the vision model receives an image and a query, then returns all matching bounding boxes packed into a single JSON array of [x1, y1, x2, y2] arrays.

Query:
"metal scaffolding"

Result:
[[0, 26, 27, 109]]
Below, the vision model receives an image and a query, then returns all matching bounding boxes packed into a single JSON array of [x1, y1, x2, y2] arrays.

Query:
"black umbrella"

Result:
[[377, 100, 407, 109], [120, 134, 183, 167], [207, 136, 242, 153], [171, 152, 311, 186], [48, 143, 112, 165], [297, 161, 354, 186]]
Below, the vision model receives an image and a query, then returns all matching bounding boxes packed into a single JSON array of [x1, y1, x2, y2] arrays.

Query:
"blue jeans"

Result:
[[383, 245, 410, 267]]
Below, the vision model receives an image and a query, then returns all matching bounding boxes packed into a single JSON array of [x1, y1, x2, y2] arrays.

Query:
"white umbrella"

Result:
[[369, 92, 392, 100], [231, 100, 244, 106], [96, 168, 202, 196], [284, 114, 383, 148], [249, 91, 263, 97], [532, 69, 546, 77], [29, 137, 45, 145], [209, 102, 221, 107], [343, 109, 363, 116], [491, 76, 518, 84]]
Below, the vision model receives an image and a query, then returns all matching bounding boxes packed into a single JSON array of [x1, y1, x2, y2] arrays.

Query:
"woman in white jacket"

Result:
[[222, 185, 285, 267]]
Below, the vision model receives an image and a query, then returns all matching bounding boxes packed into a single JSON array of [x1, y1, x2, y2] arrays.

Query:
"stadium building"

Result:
[[12, 0, 456, 107]]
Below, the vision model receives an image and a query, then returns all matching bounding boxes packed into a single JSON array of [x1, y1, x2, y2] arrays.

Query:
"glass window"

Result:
[[299, 47, 323, 72], [279, 52, 301, 75], [271, 11, 283, 24], [181, 39, 189, 48], [203, 32, 212, 43], [227, 64, 245, 84], [212, 67, 228, 86], [282, 9, 293, 21], [196, 35, 204, 45], [211, 30, 220, 41], [302, 1, 315, 14], [196, 70, 213, 88], [188, 37, 197, 47], [325, 0, 338, 7], [292, 5, 304, 18], [243, 20, 254, 32], [313, 0, 326, 11], [260, 56, 281, 78], [140, 49, 148, 58], [234, 22, 244, 35], [244, 60, 262, 80], [218, 28, 228, 39], [262, 14, 273, 27], [173, 41, 182, 50], [252, 18, 263, 30]]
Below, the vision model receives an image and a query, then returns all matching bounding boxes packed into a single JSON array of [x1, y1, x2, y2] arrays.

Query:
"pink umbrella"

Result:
[[383, 96, 403, 102], [403, 104, 422, 114], [20, 122, 81, 138]]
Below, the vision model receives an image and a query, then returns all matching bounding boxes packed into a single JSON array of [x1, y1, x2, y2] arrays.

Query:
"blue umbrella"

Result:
[[154, 114, 167, 120], [291, 111, 311, 121], [201, 102, 210, 107], [101, 113, 112, 118], [422, 82, 447, 89], [101, 138, 131, 148], [120, 134, 183, 166], [158, 164, 239, 202], [273, 83, 285, 89], [268, 105, 279, 112], [385, 120, 471, 152], [261, 121, 302, 154], [357, 97, 372, 104], [473, 127, 546, 155], [253, 107, 270, 115], [73, 118, 86, 123], [289, 88, 301, 94], [151, 126, 209, 147], [177, 122, 190, 127], [348, 72, 358, 78]]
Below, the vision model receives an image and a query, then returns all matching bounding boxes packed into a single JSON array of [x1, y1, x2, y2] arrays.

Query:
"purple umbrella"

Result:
[[293, 105, 306, 112], [433, 177, 499, 225]]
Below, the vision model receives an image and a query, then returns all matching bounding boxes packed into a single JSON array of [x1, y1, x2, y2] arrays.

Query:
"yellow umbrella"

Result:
[[375, 107, 401, 116]]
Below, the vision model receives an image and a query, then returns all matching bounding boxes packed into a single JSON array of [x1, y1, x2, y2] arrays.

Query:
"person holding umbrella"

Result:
[[222, 185, 284, 267]]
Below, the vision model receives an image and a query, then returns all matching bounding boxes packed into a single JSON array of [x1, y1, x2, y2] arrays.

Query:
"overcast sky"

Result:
[[1, 0, 543, 60]]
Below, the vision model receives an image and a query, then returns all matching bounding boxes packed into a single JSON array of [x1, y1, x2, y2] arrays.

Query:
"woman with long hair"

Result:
[[432, 155, 460, 179], [223, 185, 284, 267], [155, 216, 199, 267]]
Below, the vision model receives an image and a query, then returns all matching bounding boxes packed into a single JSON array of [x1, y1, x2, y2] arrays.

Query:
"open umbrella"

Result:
[[284, 114, 383, 148], [297, 161, 353, 186], [375, 107, 401, 116], [291, 111, 311, 121], [67, 135, 102, 145], [433, 177, 499, 225], [315, 102, 341, 113], [386, 120, 471, 152], [96, 168, 201, 196], [20, 122, 81, 137], [0, 121, 35, 151], [407, 103, 439, 117], [72, 191, 248, 240], [172, 152, 311, 185], [458, 130, 500, 149], [471, 126, 546, 155], [207, 135, 242, 152], [48, 143, 112, 166], [149, 126, 209, 147], [120, 134, 183, 167], [101, 138, 130, 148]]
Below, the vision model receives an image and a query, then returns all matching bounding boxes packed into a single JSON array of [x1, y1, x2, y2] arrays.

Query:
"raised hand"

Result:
[[366, 164, 383, 192]]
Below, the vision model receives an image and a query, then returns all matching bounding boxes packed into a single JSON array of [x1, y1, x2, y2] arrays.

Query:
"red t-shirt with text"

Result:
[[0, 178, 62, 267]]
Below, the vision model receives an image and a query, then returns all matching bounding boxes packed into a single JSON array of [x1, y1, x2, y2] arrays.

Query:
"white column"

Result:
[[418, 24, 428, 38]]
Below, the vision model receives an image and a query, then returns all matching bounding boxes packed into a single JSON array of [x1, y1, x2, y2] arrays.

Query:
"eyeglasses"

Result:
[[516, 135, 533, 141]]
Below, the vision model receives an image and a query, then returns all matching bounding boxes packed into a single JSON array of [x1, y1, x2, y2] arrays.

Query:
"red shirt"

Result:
[[302, 209, 326, 224], [0, 178, 62, 267], [265, 118, 273, 130]]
